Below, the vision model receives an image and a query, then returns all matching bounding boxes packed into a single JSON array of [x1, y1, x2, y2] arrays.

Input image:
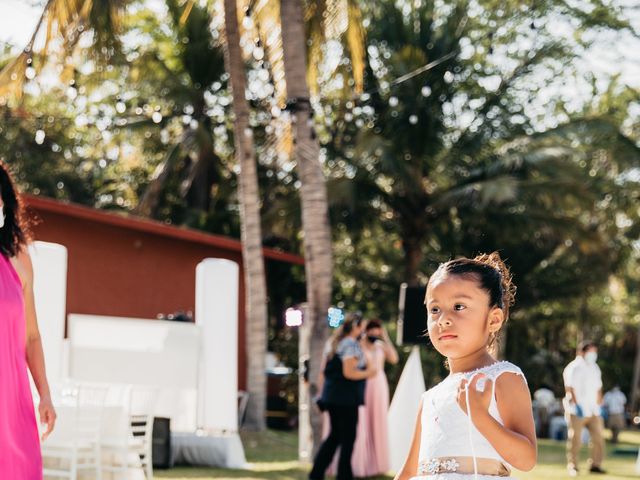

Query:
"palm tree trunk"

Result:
[[181, 127, 220, 213], [222, 0, 268, 431], [135, 143, 183, 218], [280, 0, 333, 454], [630, 322, 640, 413], [403, 237, 423, 286]]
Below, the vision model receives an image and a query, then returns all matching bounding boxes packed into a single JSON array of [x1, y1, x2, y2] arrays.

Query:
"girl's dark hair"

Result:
[[328, 313, 363, 358], [365, 319, 382, 331], [429, 252, 516, 349], [0, 161, 29, 257]]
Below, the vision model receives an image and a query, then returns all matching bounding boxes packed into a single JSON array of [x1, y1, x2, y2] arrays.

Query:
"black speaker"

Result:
[[152, 417, 173, 469], [266, 371, 295, 430], [397, 283, 427, 345]]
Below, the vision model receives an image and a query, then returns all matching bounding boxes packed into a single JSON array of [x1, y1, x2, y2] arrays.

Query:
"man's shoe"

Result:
[[589, 466, 606, 474], [568, 465, 579, 477]]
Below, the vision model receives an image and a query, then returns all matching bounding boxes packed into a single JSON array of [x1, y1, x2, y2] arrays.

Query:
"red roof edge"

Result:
[[23, 194, 305, 266]]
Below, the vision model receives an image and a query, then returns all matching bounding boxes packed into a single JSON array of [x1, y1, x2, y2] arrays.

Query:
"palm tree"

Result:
[[246, 0, 366, 449], [1, 0, 269, 430], [325, 0, 640, 396], [131, 0, 229, 223], [0, 0, 126, 103], [221, 0, 268, 431], [325, 0, 638, 285], [278, 0, 334, 450]]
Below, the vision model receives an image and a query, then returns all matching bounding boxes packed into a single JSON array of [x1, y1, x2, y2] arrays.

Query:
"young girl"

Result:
[[394, 253, 537, 480]]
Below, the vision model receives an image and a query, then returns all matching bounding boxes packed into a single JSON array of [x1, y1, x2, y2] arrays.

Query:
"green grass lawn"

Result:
[[156, 429, 640, 479]]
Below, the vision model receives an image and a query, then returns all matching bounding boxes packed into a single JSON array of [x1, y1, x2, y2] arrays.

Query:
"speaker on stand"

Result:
[[396, 283, 427, 345], [390, 283, 428, 472]]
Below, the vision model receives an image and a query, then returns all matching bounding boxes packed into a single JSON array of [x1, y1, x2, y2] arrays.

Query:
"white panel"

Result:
[[67, 314, 200, 431], [196, 258, 239, 433], [388, 346, 426, 474], [29, 241, 68, 384]]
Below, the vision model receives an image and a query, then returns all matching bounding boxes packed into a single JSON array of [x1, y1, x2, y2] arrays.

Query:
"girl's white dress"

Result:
[[411, 361, 526, 480]]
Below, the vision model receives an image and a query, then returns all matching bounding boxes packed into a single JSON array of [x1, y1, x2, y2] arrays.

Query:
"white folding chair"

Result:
[[42, 384, 108, 479], [102, 386, 158, 479]]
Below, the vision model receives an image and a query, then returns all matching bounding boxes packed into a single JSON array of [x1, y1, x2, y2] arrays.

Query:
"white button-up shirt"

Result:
[[603, 388, 626, 415], [563, 356, 602, 417]]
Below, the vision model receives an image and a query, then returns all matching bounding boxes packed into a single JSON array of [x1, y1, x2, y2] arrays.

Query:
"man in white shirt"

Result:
[[563, 340, 605, 476], [603, 386, 627, 443], [533, 386, 557, 437]]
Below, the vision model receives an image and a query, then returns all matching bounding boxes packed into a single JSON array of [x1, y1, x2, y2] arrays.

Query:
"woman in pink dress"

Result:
[[352, 319, 398, 477], [0, 162, 56, 479], [324, 318, 399, 477]]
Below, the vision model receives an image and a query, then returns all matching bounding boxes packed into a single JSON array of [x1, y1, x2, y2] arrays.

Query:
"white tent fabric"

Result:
[[30, 241, 68, 385], [388, 346, 426, 474], [67, 314, 200, 431], [193, 258, 246, 469], [64, 256, 246, 468], [195, 258, 240, 433], [171, 432, 246, 468]]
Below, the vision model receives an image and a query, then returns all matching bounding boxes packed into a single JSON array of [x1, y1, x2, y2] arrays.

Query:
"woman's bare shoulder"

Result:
[[10, 247, 34, 288]]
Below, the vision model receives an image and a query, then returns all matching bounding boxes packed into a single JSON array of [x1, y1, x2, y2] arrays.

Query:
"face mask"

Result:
[[367, 335, 381, 344], [585, 351, 598, 364]]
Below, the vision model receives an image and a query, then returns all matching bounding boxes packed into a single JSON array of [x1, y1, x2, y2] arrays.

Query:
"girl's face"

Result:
[[425, 274, 503, 359]]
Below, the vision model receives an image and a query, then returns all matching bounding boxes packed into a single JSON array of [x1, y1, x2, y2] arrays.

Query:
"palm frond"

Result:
[[241, 0, 293, 160], [344, 0, 365, 93], [250, 0, 287, 105], [0, 0, 126, 103], [179, 0, 196, 25], [135, 128, 198, 217], [0, 55, 29, 103]]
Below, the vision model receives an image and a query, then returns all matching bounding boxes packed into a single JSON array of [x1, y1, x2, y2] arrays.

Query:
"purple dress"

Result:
[[0, 254, 42, 479]]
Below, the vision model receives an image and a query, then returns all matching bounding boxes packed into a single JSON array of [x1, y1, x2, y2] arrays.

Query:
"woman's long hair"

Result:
[[327, 313, 363, 359], [0, 161, 29, 257]]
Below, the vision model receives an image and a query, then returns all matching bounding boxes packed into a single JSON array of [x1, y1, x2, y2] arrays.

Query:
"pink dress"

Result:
[[324, 343, 390, 477], [0, 254, 42, 479]]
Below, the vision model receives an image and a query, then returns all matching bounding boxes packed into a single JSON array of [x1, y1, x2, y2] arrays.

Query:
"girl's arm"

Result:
[[18, 249, 57, 440], [460, 373, 537, 471], [394, 402, 422, 480]]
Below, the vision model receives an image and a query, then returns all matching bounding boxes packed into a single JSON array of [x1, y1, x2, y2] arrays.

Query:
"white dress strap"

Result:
[[480, 361, 526, 399], [469, 360, 526, 382]]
